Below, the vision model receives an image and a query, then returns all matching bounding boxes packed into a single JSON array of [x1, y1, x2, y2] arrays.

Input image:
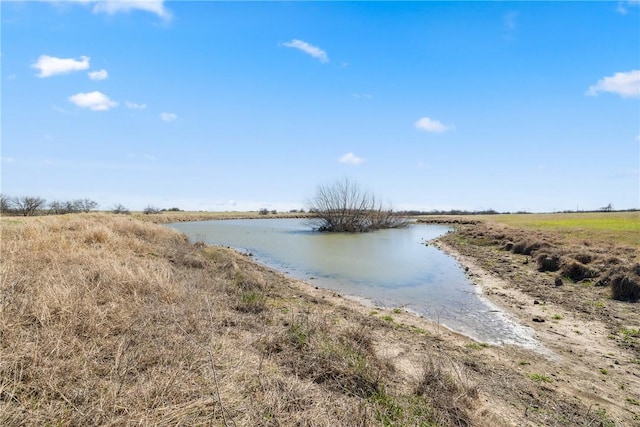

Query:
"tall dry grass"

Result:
[[1, 213, 481, 426]]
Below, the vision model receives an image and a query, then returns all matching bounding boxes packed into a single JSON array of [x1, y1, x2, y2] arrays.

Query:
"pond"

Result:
[[169, 218, 538, 347]]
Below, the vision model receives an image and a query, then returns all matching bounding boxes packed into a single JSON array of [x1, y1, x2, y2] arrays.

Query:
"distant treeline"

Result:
[[402, 207, 639, 216], [0, 195, 99, 216], [0, 194, 192, 217], [400, 209, 501, 216]]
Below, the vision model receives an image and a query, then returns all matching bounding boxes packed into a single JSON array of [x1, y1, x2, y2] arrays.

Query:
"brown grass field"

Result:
[[1, 212, 639, 425]]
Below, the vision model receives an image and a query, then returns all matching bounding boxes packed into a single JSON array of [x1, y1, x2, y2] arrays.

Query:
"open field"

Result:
[[471, 211, 640, 248], [131, 210, 312, 224], [1, 213, 639, 425]]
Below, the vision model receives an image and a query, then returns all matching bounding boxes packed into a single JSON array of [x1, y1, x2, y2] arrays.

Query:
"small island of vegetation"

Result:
[[306, 179, 409, 232]]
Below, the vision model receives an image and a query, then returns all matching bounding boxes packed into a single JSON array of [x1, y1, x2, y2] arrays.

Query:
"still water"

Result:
[[169, 218, 538, 347]]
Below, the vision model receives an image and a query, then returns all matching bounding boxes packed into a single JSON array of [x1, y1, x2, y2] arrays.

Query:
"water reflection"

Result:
[[168, 218, 538, 348]]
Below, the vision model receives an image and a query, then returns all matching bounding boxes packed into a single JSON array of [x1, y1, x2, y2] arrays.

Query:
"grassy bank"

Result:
[[0, 214, 480, 425], [132, 210, 312, 224], [1, 213, 634, 425]]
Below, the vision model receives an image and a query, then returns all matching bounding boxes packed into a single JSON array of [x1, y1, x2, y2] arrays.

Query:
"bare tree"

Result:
[[306, 179, 408, 232], [600, 203, 613, 212], [0, 194, 13, 214], [48, 200, 68, 215], [12, 196, 47, 216], [143, 205, 162, 215], [77, 198, 98, 213], [112, 204, 131, 215]]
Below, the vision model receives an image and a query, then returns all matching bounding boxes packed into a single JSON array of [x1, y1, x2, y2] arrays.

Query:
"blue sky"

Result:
[[2, 1, 639, 212]]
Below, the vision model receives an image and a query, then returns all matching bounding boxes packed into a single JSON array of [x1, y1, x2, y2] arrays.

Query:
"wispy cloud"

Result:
[[616, 1, 640, 14], [88, 69, 108, 80], [125, 101, 147, 110], [352, 93, 373, 99], [283, 39, 329, 63], [160, 112, 177, 122], [504, 11, 519, 31], [44, 0, 171, 20], [586, 70, 640, 98], [415, 116, 452, 133], [32, 55, 90, 78], [93, 0, 171, 20], [338, 152, 365, 166], [69, 91, 118, 111]]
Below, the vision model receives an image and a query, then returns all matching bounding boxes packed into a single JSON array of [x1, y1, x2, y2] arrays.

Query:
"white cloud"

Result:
[[88, 69, 108, 80], [69, 91, 118, 111], [283, 39, 329, 63], [617, 1, 640, 14], [504, 11, 518, 31], [7, 74, 16, 80], [415, 116, 452, 133], [32, 55, 90, 78], [92, 0, 171, 19], [160, 112, 177, 122], [217, 200, 238, 207], [353, 93, 373, 99], [45, 0, 171, 19], [338, 152, 366, 166], [587, 70, 640, 98], [125, 101, 147, 110]]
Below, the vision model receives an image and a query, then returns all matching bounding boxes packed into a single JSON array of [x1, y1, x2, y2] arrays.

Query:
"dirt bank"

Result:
[[431, 219, 640, 425]]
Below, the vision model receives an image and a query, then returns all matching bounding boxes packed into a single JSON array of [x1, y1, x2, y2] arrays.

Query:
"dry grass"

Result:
[[133, 210, 312, 224], [2, 213, 622, 426], [0, 213, 478, 426]]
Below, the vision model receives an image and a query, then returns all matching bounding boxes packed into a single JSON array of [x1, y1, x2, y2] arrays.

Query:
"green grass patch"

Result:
[[477, 212, 640, 247], [528, 373, 552, 383], [465, 342, 489, 350]]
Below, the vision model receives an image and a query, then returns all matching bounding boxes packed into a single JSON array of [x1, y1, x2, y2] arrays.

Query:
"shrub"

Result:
[[143, 205, 162, 215], [112, 203, 131, 215], [610, 274, 640, 302], [512, 240, 547, 256], [307, 179, 409, 232], [561, 260, 597, 282], [573, 252, 593, 264], [536, 253, 561, 272]]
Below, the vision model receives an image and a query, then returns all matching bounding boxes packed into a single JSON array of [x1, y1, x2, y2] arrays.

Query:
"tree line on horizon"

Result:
[[0, 194, 190, 217], [0, 195, 99, 217]]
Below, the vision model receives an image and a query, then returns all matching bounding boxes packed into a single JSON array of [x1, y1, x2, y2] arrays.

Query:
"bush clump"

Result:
[[561, 260, 597, 282], [512, 240, 548, 256], [610, 274, 640, 302], [536, 253, 561, 272]]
